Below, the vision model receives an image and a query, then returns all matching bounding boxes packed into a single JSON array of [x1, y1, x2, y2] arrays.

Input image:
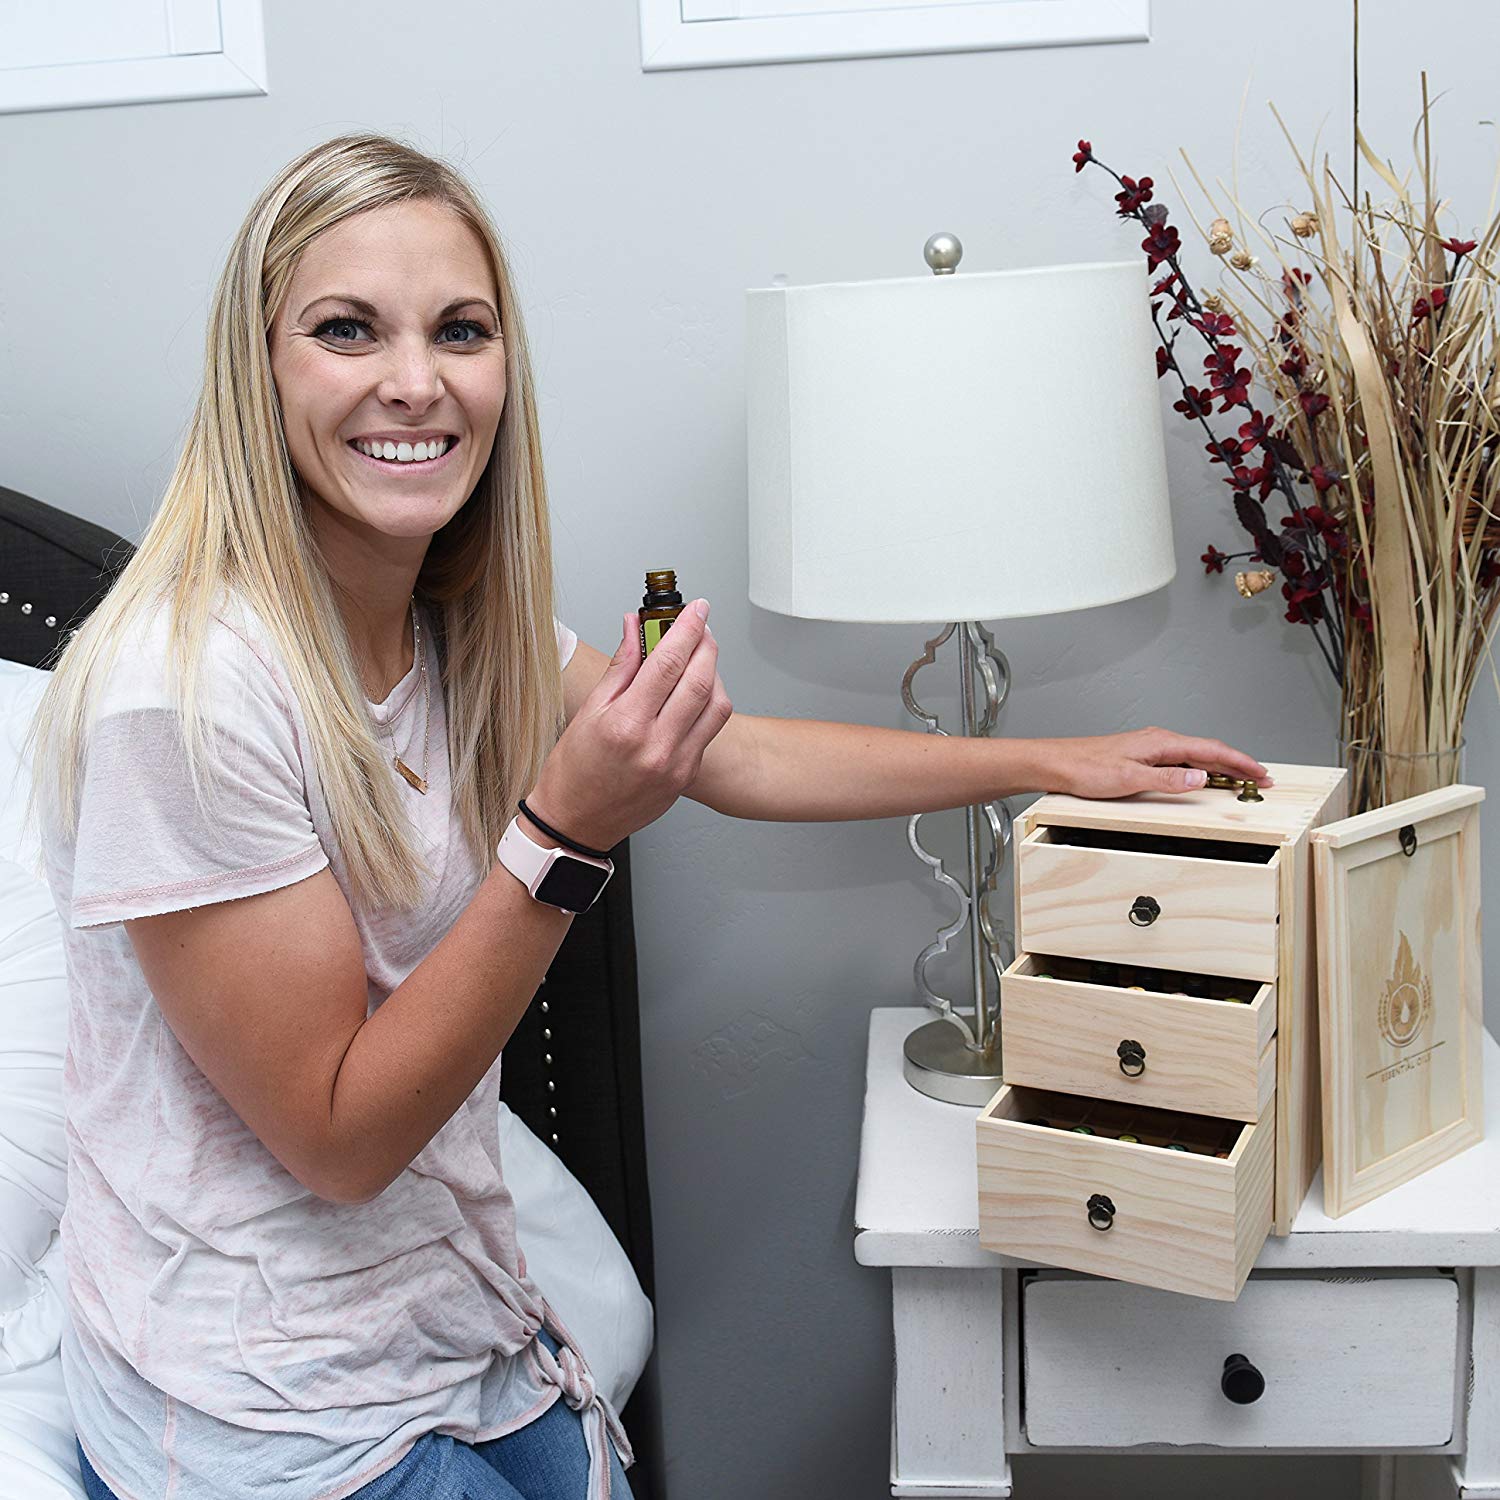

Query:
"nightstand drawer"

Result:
[[1020, 1272, 1462, 1448], [1000, 952, 1276, 1122], [1017, 824, 1281, 983], [976, 1084, 1274, 1301]]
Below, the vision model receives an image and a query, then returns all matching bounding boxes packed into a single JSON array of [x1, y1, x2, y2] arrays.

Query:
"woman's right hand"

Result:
[[526, 599, 734, 851]]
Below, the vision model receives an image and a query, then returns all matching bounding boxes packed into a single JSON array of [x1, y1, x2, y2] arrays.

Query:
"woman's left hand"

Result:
[[1049, 727, 1274, 800]]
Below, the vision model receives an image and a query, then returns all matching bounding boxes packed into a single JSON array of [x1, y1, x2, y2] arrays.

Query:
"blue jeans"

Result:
[[75, 1328, 632, 1499]]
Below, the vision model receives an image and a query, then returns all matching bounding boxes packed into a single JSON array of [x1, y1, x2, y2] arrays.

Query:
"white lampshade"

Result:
[[745, 260, 1176, 624]]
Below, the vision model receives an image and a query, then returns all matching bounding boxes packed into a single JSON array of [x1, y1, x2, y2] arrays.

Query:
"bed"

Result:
[[0, 482, 665, 1499]]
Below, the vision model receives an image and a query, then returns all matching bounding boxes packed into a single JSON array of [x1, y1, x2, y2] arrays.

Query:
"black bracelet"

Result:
[[517, 798, 612, 860]]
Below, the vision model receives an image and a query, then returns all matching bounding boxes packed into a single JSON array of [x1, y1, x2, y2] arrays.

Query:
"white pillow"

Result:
[[499, 1102, 655, 1411], [0, 863, 68, 1376], [0, 1352, 82, 1500], [0, 660, 49, 879]]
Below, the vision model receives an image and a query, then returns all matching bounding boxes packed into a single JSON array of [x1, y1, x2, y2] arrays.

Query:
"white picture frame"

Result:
[[0, 0, 267, 116], [640, 0, 1149, 72]]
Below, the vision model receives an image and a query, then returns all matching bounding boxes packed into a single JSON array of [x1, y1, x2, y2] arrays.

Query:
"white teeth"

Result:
[[354, 437, 452, 463]]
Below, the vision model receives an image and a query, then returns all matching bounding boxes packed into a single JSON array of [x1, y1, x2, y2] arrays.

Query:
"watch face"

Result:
[[535, 856, 610, 913]]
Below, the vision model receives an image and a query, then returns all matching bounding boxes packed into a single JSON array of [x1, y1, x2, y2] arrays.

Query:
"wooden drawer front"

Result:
[[976, 1084, 1273, 1301], [1021, 1272, 1461, 1448], [1018, 826, 1281, 983], [1000, 953, 1276, 1122]]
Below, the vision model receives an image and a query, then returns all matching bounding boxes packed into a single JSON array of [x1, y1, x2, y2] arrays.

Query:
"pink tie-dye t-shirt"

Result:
[[38, 594, 633, 1500]]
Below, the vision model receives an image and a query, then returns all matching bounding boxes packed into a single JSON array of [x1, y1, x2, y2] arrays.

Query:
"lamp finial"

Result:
[[924, 232, 963, 275]]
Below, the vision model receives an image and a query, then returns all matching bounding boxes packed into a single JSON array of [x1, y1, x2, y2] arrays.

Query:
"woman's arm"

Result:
[[683, 715, 1273, 821], [561, 635, 1270, 821], [126, 816, 578, 1206]]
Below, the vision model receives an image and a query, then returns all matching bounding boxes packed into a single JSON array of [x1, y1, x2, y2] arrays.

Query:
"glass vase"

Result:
[[1335, 736, 1466, 816]]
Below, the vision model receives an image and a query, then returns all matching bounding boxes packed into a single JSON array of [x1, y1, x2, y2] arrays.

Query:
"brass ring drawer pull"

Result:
[[1128, 895, 1161, 926], [1086, 1193, 1116, 1231], [1117, 1039, 1147, 1077]]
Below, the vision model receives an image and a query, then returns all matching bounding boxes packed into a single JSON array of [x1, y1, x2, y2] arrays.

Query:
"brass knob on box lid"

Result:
[[1203, 771, 1264, 802]]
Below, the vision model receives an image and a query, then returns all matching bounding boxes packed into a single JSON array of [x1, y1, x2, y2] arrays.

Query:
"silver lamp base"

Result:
[[902, 1015, 1004, 1106]]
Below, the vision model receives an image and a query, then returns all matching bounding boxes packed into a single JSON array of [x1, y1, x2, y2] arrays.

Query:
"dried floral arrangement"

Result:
[[1073, 77, 1500, 812]]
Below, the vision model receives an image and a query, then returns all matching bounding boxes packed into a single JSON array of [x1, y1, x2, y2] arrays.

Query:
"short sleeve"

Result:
[[555, 616, 578, 671], [66, 619, 328, 931]]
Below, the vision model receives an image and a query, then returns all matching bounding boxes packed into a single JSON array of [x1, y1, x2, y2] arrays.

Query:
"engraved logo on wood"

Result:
[[1378, 931, 1433, 1050]]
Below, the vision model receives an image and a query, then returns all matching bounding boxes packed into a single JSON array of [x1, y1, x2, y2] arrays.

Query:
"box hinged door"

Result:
[[1310, 783, 1486, 1217]]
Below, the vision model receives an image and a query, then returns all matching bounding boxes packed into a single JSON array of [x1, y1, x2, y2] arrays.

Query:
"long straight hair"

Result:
[[22, 133, 568, 914]]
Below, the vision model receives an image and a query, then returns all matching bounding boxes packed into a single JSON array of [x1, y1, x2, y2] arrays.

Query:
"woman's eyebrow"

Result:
[[299, 294, 499, 322]]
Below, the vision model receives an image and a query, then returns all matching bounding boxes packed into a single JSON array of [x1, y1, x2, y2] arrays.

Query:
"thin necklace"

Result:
[[375, 597, 430, 794]]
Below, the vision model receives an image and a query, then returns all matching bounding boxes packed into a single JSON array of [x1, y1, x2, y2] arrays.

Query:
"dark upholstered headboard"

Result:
[[0, 482, 663, 1499]]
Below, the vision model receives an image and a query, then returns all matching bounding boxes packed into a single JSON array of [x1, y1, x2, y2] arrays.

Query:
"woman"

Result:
[[24, 131, 1270, 1500]]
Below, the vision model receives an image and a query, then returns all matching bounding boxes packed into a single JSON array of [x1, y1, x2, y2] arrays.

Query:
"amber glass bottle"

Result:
[[639, 569, 686, 659]]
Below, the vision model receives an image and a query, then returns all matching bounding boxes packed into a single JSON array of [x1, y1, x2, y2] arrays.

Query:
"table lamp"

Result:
[[744, 236, 1176, 1105]]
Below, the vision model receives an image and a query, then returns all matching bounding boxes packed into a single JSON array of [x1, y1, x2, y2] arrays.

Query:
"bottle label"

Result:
[[641, 615, 675, 656]]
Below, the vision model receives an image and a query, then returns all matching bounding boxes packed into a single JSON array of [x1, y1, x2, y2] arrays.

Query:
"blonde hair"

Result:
[[21, 132, 568, 914]]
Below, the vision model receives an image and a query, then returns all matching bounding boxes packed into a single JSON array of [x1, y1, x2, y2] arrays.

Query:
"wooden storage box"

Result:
[[976, 762, 1348, 1299], [977, 1084, 1274, 1302]]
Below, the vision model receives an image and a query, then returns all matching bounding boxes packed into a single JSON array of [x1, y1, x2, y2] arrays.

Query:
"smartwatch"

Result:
[[496, 814, 614, 914]]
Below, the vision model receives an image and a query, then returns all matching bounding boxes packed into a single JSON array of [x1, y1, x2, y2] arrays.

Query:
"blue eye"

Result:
[[441, 319, 490, 344], [313, 317, 366, 342], [312, 316, 493, 345]]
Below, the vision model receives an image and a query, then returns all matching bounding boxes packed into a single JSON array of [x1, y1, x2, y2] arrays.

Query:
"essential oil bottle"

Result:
[[639, 569, 687, 659]]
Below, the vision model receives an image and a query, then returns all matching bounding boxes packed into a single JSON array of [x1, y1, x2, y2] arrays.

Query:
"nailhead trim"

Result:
[[0, 593, 66, 635]]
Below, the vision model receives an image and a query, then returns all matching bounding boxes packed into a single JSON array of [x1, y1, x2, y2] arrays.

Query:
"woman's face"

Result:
[[269, 200, 506, 556]]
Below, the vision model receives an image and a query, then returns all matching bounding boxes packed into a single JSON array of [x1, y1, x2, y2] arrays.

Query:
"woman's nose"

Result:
[[378, 340, 445, 408]]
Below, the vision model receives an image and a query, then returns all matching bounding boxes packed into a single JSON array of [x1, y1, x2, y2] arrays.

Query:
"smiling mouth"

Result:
[[348, 436, 459, 467]]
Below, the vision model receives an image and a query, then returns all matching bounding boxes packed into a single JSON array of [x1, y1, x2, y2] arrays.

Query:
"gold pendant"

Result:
[[394, 755, 428, 794]]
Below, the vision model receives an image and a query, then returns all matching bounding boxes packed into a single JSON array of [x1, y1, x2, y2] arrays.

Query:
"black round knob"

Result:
[[1221, 1353, 1265, 1404], [1117, 1039, 1147, 1077], [1086, 1193, 1115, 1231], [1129, 895, 1161, 927]]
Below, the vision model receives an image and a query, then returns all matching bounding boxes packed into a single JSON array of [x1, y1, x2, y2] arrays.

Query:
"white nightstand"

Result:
[[854, 1007, 1500, 1499]]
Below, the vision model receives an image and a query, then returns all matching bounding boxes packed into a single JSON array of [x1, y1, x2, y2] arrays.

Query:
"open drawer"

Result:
[[1000, 952, 1276, 1122], [976, 1083, 1275, 1301], [1017, 823, 1281, 983]]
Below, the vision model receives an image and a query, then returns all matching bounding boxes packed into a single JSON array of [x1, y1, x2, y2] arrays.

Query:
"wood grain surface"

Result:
[[1000, 951, 1275, 1121], [1018, 827, 1281, 983], [976, 1083, 1274, 1300]]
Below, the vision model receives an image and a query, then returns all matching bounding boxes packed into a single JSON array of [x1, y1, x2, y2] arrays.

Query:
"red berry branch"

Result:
[[1072, 139, 1355, 683]]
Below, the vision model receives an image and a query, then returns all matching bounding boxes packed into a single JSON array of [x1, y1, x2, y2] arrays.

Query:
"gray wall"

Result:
[[5, 4, 1496, 1496]]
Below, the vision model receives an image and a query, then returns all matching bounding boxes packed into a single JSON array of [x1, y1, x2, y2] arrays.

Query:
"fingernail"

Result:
[[693, 599, 709, 621], [1188, 769, 1207, 787]]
